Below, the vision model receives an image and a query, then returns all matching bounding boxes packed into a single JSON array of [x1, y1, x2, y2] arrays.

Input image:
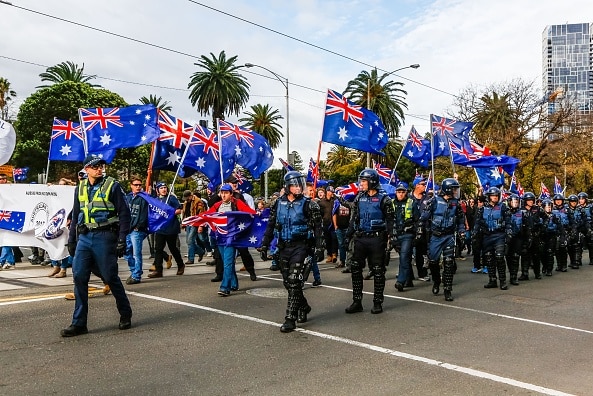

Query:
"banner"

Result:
[[0, 184, 75, 260]]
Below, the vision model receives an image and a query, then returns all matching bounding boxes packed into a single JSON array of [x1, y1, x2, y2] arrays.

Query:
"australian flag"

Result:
[[234, 169, 254, 194], [185, 124, 233, 186], [151, 111, 198, 178], [279, 158, 295, 172], [49, 119, 116, 163], [321, 89, 388, 155], [12, 167, 29, 182], [540, 182, 551, 199], [402, 126, 431, 167], [431, 114, 474, 157], [82, 104, 159, 152], [554, 176, 563, 195], [138, 192, 176, 233], [0, 210, 26, 232], [476, 167, 504, 188], [336, 182, 359, 201], [218, 120, 274, 179], [455, 155, 520, 176], [372, 160, 398, 185]]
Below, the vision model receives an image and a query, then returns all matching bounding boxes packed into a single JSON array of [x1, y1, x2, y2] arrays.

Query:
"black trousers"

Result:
[[154, 233, 184, 272]]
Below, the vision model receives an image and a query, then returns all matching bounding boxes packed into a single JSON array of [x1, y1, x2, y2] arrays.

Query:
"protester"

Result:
[[124, 176, 149, 284]]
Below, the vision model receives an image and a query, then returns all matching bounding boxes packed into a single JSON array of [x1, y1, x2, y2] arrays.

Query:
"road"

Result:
[[1, 241, 591, 396]]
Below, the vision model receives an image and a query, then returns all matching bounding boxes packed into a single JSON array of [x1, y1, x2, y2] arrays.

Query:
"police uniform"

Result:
[[475, 187, 509, 290], [345, 169, 394, 313], [519, 193, 544, 280], [260, 171, 324, 333], [552, 195, 573, 272], [421, 178, 464, 301], [505, 195, 525, 285], [63, 155, 132, 336], [540, 199, 564, 276], [577, 192, 593, 265], [392, 184, 421, 291], [567, 195, 588, 269]]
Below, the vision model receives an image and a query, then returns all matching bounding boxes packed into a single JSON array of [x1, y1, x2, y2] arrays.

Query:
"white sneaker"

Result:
[[206, 252, 213, 257], [3, 264, 15, 270]]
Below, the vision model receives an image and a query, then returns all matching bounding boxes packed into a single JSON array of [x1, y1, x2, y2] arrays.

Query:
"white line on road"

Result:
[[127, 290, 574, 396]]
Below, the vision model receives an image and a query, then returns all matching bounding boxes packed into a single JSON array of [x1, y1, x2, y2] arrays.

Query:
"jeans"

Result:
[[311, 259, 321, 282], [71, 231, 132, 327], [185, 226, 204, 262], [218, 245, 238, 292], [0, 246, 15, 264], [125, 230, 148, 280], [335, 228, 348, 263], [198, 228, 212, 253], [396, 234, 414, 284], [51, 256, 72, 269]]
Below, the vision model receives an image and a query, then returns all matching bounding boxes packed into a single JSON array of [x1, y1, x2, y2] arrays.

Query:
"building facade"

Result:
[[542, 23, 593, 114]]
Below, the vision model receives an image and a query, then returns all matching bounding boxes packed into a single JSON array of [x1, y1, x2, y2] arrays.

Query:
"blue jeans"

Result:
[[311, 259, 321, 282], [51, 256, 72, 269], [198, 228, 212, 253], [0, 246, 15, 265], [217, 245, 238, 292], [396, 234, 414, 283], [186, 226, 204, 261], [72, 231, 132, 327], [125, 230, 148, 281], [335, 228, 347, 263]]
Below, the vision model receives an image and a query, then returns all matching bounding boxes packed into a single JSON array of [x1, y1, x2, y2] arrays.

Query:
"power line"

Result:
[[0, 1, 458, 99]]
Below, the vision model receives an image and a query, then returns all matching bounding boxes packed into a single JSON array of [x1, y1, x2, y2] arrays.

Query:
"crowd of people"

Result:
[[2, 162, 593, 335]]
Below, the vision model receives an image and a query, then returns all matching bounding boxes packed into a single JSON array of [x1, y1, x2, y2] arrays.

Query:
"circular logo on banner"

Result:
[[43, 208, 66, 240], [30, 202, 50, 232]]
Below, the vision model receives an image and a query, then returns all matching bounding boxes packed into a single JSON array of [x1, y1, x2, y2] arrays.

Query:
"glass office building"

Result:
[[542, 23, 593, 114]]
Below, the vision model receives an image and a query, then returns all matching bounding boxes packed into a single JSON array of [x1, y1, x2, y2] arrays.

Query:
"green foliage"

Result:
[[13, 81, 127, 178], [38, 61, 100, 88], [139, 94, 172, 112]]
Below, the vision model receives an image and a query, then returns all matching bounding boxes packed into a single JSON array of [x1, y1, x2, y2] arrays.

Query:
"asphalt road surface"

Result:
[[1, 242, 592, 396]]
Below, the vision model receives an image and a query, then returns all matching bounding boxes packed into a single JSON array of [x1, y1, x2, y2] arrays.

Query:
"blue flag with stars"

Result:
[[402, 126, 431, 167], [321, 89, 388, 155], [0, 210, 26, 232]]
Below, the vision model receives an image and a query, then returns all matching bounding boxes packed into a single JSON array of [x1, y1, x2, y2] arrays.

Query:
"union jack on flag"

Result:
[[157, 110, 194, 149], [372, 160, 397, 185], [189, 124, 220, 160], [182, 212, 229, 235], [554, 176, 563, 195], [430, 114, 474, 157], [449, 139, 479, 161], [324, 89, 364, 127], [52, 119, 84, 141], [470, 141, 492, 157], [540, 182, 551, 199], [307, 158, 319, 184], [80, 108, 123, 130], [219, 120, 255, 148], [336, 183, 359, 200]]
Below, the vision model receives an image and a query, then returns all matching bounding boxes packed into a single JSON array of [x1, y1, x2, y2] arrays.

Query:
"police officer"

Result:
[[519, 192, 544, 280], [392, 182, 421, 292], [259, 171, 324, 333], [552, 194, 573, 272], [567, 194, 588, 269], [540, 199, 564, 276], [505, 194, 525, 285], [421, 178, 465, 301], [476, 187, 509, 290], [61, 154, 132, 337], [577, 192, 593, 265], [344, 169, 394, 313]]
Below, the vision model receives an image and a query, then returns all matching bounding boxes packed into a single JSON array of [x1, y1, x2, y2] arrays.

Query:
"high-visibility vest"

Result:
[[78, 176, 117, 225]]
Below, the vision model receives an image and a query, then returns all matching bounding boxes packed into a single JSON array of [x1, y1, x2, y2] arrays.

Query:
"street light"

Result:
[[244, 63, 290, 162], [366, 63, 420, 167]]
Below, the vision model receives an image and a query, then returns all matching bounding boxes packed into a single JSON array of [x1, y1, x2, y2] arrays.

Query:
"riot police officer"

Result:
[[577, 192, 593, 264], [567, 194, 588, 269], [541, 199, 564, 276], [505, 194, 525, 285], [552, 194, 573, 272], [344, 169, 394, 314], [519, 192, 544, 280], [392, 182, 421, 292], [420, 178, 465, 301], [259, 171, 324, 333], [475, 187, 509, 290]]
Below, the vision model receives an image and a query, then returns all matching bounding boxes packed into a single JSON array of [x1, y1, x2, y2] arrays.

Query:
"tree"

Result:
[[239, 103, 284, 193], [139, 94, 172, 112], [13, 81, 127, 178], [343, 68, 408, 139], [0, 77, 17, 121], [37, 61, 100, 88], [325, 145, 359, 173], [188, 51, 250, 125]]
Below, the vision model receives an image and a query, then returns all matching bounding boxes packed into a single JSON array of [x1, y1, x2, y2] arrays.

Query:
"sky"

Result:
[[1, 0, 591, 169]]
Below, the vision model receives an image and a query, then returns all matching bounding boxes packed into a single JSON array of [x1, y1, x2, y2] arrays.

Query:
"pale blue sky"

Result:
[[1, 0, 590, 165]]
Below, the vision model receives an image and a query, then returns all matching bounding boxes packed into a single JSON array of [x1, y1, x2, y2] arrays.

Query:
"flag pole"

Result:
[[430, 114, 435, 188], [216, 118, 224, 185], [448, 142, 456, 175], [146, 141, 157, 192], [393, 128, 409, 172], [45, 118, 56, 184], [77, 109, 89, 156], [314, 90, 329, 191], [168, 125, 196, 200]]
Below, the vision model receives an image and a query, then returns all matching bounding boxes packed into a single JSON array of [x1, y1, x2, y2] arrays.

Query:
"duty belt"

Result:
[[355, 231, 386, 237], [278, 239, 308, 248]]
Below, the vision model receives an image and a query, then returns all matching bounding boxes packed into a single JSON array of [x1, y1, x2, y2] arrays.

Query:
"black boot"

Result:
[[518, 273, 529, 281], [370, 302, 383, 314], [280, 319, 296, 333], [432, 281, 440, 295], [444, 290, 454, 301], [345, 301, 363, 314], [510, 275, 519, 285], [341, 264, 351, 274], [484, 274, 498, 288], [297, 305, 311, 323]]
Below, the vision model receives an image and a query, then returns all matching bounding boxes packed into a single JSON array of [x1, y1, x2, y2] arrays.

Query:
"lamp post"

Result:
[[244, 63, 290, 161], [366, 64, 420, 167]]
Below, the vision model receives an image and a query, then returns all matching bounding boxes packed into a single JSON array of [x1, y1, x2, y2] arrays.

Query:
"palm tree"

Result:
[[188, 51, 250, 125], [343, 68, 408, 139], [239, 104, 284, 148], [472, 91, 518, 155], [239, 103, 284, 192], [37, 61, 100, 88], [140, 94, 172, 112], [0, 77, 17, 120], [325, 145, 358, 172]]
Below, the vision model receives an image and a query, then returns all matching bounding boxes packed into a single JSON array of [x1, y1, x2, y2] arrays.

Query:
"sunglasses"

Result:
[[88, 164, 104, 170], [131, 183, 142, 187]]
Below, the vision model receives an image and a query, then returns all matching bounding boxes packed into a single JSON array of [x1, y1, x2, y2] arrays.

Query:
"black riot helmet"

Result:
[[542, 199, 553, 213], [523, 191, 536, 202], [441, 178, 460, 198], [283, 171, 306, 197], [553, 193, 564, 204], [578, 192, 588, 200], [568, 194, 578, 203], [358, 168, 380, 190], [485, 186, 501, 202]]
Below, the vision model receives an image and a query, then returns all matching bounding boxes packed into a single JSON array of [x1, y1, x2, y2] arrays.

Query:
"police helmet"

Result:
[[440, 178, 460, 196], [553, 193, 564, 203], [283, 171, 306, 196], [578, 192, 588, 200], [542, 198, 553, 212], [358, 168, 380, 190], [485, 186, 501, 201], [395, 182, 408, 192], [523, 191, 536, 201], [509, 193, 520, 209]]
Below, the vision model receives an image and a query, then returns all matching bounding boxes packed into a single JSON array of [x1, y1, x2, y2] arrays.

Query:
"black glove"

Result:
[[116, 239, 126, 258], [67, 242, 76, 257], [315, 248, 324, 262], [587, 229, 593, 239], [258, 246, 269, 261]]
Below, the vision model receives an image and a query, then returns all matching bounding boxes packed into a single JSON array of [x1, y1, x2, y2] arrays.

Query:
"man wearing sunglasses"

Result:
[[61, 154, 132, 337], [124, 177, 149, 284]]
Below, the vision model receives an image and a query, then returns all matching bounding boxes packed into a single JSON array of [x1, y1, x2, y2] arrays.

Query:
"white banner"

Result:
[[0, 184, 75, 260]]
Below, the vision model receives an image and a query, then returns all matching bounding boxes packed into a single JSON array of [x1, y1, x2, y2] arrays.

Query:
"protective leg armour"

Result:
[[484, 252, 497, 288], [372, 265, 385, 304], [285, 262, 305, 320], [442, 258, 455, 291], [350, 259, 363, 302]]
